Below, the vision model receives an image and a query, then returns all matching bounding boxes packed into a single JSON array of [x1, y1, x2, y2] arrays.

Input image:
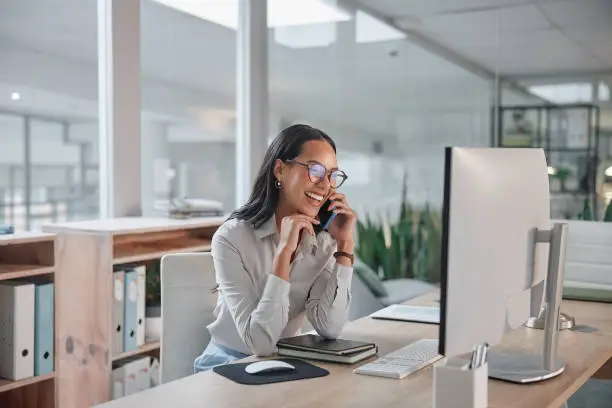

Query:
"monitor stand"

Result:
[[525, 311, 575, 330], [488, 223, 568, 384], [487, 351, 565, 384]]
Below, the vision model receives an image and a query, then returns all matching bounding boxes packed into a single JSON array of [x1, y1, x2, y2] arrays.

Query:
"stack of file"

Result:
[[277, 334, 377, 364], [0, 279, 54, 381], [111, 356, 153, 399], [154, 198, 224, 219], [112, 265, 146, 355]]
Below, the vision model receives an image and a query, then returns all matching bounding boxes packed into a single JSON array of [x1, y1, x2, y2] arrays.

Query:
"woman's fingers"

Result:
[[294, 220, 315, 236], [333, 208, 355, 217], [330, 201, 348, 211], [291, 214, 319, 224], [285, 214, 319, 229], [328, 193, 344, 204], [328, 193, 351, 212]]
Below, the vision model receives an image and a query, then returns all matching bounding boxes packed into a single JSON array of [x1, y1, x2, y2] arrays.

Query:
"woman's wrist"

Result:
[[335, 240, 355, 266], [336, 239, 354, 254], [273, 248, 292, 281]]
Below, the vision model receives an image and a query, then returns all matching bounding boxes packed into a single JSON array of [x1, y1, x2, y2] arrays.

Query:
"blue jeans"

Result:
[[194, 340, 250, 373]]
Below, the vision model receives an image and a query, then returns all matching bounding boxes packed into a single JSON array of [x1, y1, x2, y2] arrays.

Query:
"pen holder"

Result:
[[433, 359, 488, 408]]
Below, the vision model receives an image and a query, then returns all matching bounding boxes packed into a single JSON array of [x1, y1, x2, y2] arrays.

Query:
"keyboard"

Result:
[[370, 305, 440, 324], [353, 339, 442, 379]]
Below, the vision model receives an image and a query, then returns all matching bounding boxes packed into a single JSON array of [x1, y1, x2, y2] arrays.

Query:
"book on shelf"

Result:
[[112, 265, 147, 356], [277, 334, 377, 364], [0, 278, 54, 380], [112, 355, 153, 399]]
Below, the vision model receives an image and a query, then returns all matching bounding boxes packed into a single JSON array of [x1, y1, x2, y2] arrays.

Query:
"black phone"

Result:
[[315, 199, 337, 233]]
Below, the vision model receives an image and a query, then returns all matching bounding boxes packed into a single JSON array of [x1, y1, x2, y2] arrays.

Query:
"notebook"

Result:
[[277, 334, 376, 356], [278, 345, 378, 364]]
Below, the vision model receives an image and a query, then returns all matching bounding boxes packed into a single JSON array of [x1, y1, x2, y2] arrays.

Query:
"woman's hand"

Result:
[[327, 193, 357, 253], [274, 215, 320, 280], [278, 214, 319, 254]]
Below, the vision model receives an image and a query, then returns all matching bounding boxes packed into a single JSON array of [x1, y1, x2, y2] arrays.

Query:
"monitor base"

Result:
[[487, 351, 565, 384], [525, 310, 575, 330]]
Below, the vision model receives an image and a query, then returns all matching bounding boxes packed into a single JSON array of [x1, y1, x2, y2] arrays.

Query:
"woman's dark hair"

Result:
[[229, 124, 336, 228]]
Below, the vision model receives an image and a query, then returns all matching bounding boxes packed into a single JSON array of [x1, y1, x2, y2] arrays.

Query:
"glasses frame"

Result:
[[286, 159, 348, 189]]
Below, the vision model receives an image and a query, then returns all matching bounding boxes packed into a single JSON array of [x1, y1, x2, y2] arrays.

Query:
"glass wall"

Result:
[[501, 78, 612, 220], [0, 0, 100, 230], [0, 114, 25, 229], [140, 0, 237, 216], [268, 3, 496, 220], [265, 2, 499, 284]]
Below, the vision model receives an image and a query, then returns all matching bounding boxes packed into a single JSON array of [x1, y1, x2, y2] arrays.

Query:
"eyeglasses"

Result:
[[286, 160, 348, 189]]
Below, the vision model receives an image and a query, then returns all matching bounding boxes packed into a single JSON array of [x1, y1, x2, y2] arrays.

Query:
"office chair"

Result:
[[160, 252, 218, 384]]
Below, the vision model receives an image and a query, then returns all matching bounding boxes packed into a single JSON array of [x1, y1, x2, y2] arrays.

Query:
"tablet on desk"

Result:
[[370, 304, 440, 324]]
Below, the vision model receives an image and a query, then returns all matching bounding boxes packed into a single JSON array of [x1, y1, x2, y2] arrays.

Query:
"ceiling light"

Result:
[[152, 0, 351, 30], [605, 166, 612, 177], [11, 92, 20, 101], [274, 23, 337, 48], [529, 83, 592, 104]]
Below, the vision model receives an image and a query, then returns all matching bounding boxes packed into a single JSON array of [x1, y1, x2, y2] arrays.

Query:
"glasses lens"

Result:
[[308, 163, 326, 182], [331, 171, 347, 188]]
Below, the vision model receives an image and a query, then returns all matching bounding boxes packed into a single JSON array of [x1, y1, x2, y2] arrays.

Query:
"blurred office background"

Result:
[[1, 0, 611, 229]]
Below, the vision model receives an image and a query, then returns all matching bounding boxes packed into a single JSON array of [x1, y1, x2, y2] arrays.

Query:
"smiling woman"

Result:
[[230, 124, 346, 228], [193, 124, 357, 373]]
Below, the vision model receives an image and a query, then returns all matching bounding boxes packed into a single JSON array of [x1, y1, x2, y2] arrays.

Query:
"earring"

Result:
[[275, 179, 282, 189]]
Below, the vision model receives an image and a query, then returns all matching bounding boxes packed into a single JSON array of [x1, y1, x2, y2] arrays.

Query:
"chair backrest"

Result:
[[160, 252, 218, 384], [562, 220, 612, 286], [348, 273, 384, 321]]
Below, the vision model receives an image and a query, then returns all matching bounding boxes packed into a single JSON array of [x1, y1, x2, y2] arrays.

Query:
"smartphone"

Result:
[[315, 200, 337, 233]]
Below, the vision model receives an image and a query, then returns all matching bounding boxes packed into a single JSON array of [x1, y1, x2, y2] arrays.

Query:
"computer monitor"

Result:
[[439, 146, 569, 384]]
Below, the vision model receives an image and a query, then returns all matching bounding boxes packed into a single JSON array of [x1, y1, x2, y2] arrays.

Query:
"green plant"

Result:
[[575, 198, 612, 222], [355, 173, 442, 283], [604, 200, 612, 222], [577, 198, 594, 221], [553, 166, 572, 192], [554, 167, 572, 180], [145, 260, 161, 306]]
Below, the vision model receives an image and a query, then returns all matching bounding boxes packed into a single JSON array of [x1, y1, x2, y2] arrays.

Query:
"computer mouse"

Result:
[[244, 360, 296, 375]]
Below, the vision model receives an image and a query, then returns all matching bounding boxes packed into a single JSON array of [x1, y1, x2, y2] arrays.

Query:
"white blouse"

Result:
[[206, 214, 353, 356]]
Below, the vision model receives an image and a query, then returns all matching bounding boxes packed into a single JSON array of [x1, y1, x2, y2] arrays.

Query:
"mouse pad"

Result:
[[213, 358, 329, 385]]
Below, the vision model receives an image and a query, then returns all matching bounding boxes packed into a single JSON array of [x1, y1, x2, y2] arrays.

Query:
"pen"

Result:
[[468, 344, 478, 369], [474, 344, 483, 369], [478, 343, 489, 368]]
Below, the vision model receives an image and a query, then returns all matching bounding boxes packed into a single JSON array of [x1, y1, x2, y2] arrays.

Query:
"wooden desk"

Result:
[[96, 292, 612, 408]]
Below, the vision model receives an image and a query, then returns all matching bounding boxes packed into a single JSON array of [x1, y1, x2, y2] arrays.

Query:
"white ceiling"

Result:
[[0, 0, 610, 140], [358, 0, 612, 76], [0, 0, 498, 138]]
